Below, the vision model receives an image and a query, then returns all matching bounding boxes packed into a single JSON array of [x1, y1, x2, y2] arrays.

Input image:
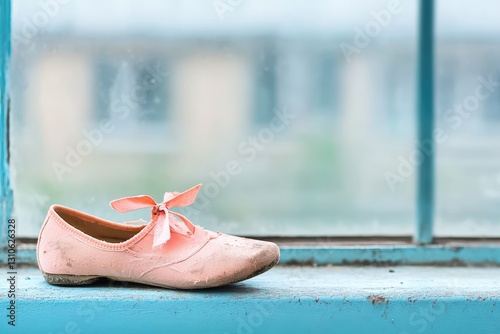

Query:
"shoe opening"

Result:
[[54, 206, 145, 243]]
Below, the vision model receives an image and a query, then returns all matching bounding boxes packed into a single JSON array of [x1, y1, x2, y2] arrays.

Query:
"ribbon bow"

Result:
[[110, 184, 201, 248]]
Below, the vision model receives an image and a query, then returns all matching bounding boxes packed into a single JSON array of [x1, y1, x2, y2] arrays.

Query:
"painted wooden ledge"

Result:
[[1, 266, 499, 333], [9, 242, 500, 266]]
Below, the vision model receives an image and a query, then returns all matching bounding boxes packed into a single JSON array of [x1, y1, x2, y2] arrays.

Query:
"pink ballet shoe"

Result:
[[37, 184, 280, 289]]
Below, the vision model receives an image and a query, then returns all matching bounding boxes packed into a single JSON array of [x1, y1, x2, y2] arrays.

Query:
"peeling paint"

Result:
[[3, 266, 500, 333], [279, 246, 500, 266], [367, 295, 386, 305]]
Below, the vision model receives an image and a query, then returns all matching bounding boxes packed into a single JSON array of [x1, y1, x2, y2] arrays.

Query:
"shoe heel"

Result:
[[42, 272, 101, 286]]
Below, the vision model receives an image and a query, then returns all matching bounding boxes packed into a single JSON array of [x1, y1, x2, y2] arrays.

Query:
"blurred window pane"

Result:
[[11, 0, 418, 237], [435, 0, 500, 237]]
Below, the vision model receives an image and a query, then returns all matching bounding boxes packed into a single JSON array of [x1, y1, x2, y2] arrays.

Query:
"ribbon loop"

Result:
[[109, 184, 202, 247]]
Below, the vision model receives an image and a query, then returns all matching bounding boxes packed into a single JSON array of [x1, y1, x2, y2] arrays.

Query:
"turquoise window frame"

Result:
[[416, 0, 434, 244], [1, 0, 12, 249], [1, 0, 500, 265]]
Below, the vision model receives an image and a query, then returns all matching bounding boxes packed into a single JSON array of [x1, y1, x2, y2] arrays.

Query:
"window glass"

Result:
[[435, 0, 500, 236], [11, 0, 418, 237]]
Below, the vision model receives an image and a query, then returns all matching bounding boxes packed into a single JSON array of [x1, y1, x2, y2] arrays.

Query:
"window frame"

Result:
[[415, 0, 434, 245], [1, 0, 12, 250], [1, 0, 500, 266]]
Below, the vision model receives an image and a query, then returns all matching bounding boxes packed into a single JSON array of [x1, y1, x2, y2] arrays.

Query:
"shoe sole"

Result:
[[41, 272, 101, 286], [41, 255, 280, 290]]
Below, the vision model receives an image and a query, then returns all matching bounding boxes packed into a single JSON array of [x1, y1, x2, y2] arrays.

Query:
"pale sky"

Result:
[[11, 0, 500, 39]]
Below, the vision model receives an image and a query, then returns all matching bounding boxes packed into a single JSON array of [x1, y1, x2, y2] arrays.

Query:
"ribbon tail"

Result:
[[110, 195, 157, 213], [152, 215, 172, 248], [163, 184, 201, 208]]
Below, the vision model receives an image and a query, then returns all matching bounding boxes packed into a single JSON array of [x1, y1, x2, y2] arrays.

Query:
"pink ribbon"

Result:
[[110, 184, 201, 247]]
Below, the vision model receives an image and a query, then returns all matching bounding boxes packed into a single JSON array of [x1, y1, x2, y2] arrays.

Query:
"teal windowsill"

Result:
[[7, 240, 500, 266], [1, 265, 499, 333]]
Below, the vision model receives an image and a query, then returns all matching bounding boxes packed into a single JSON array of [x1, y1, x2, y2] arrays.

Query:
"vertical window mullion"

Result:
[[1, 0, 12, 245], [415, 0, 435, 244]]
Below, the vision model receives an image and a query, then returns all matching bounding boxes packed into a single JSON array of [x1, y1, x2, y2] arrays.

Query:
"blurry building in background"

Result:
[[10, 0, 500, 237]]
